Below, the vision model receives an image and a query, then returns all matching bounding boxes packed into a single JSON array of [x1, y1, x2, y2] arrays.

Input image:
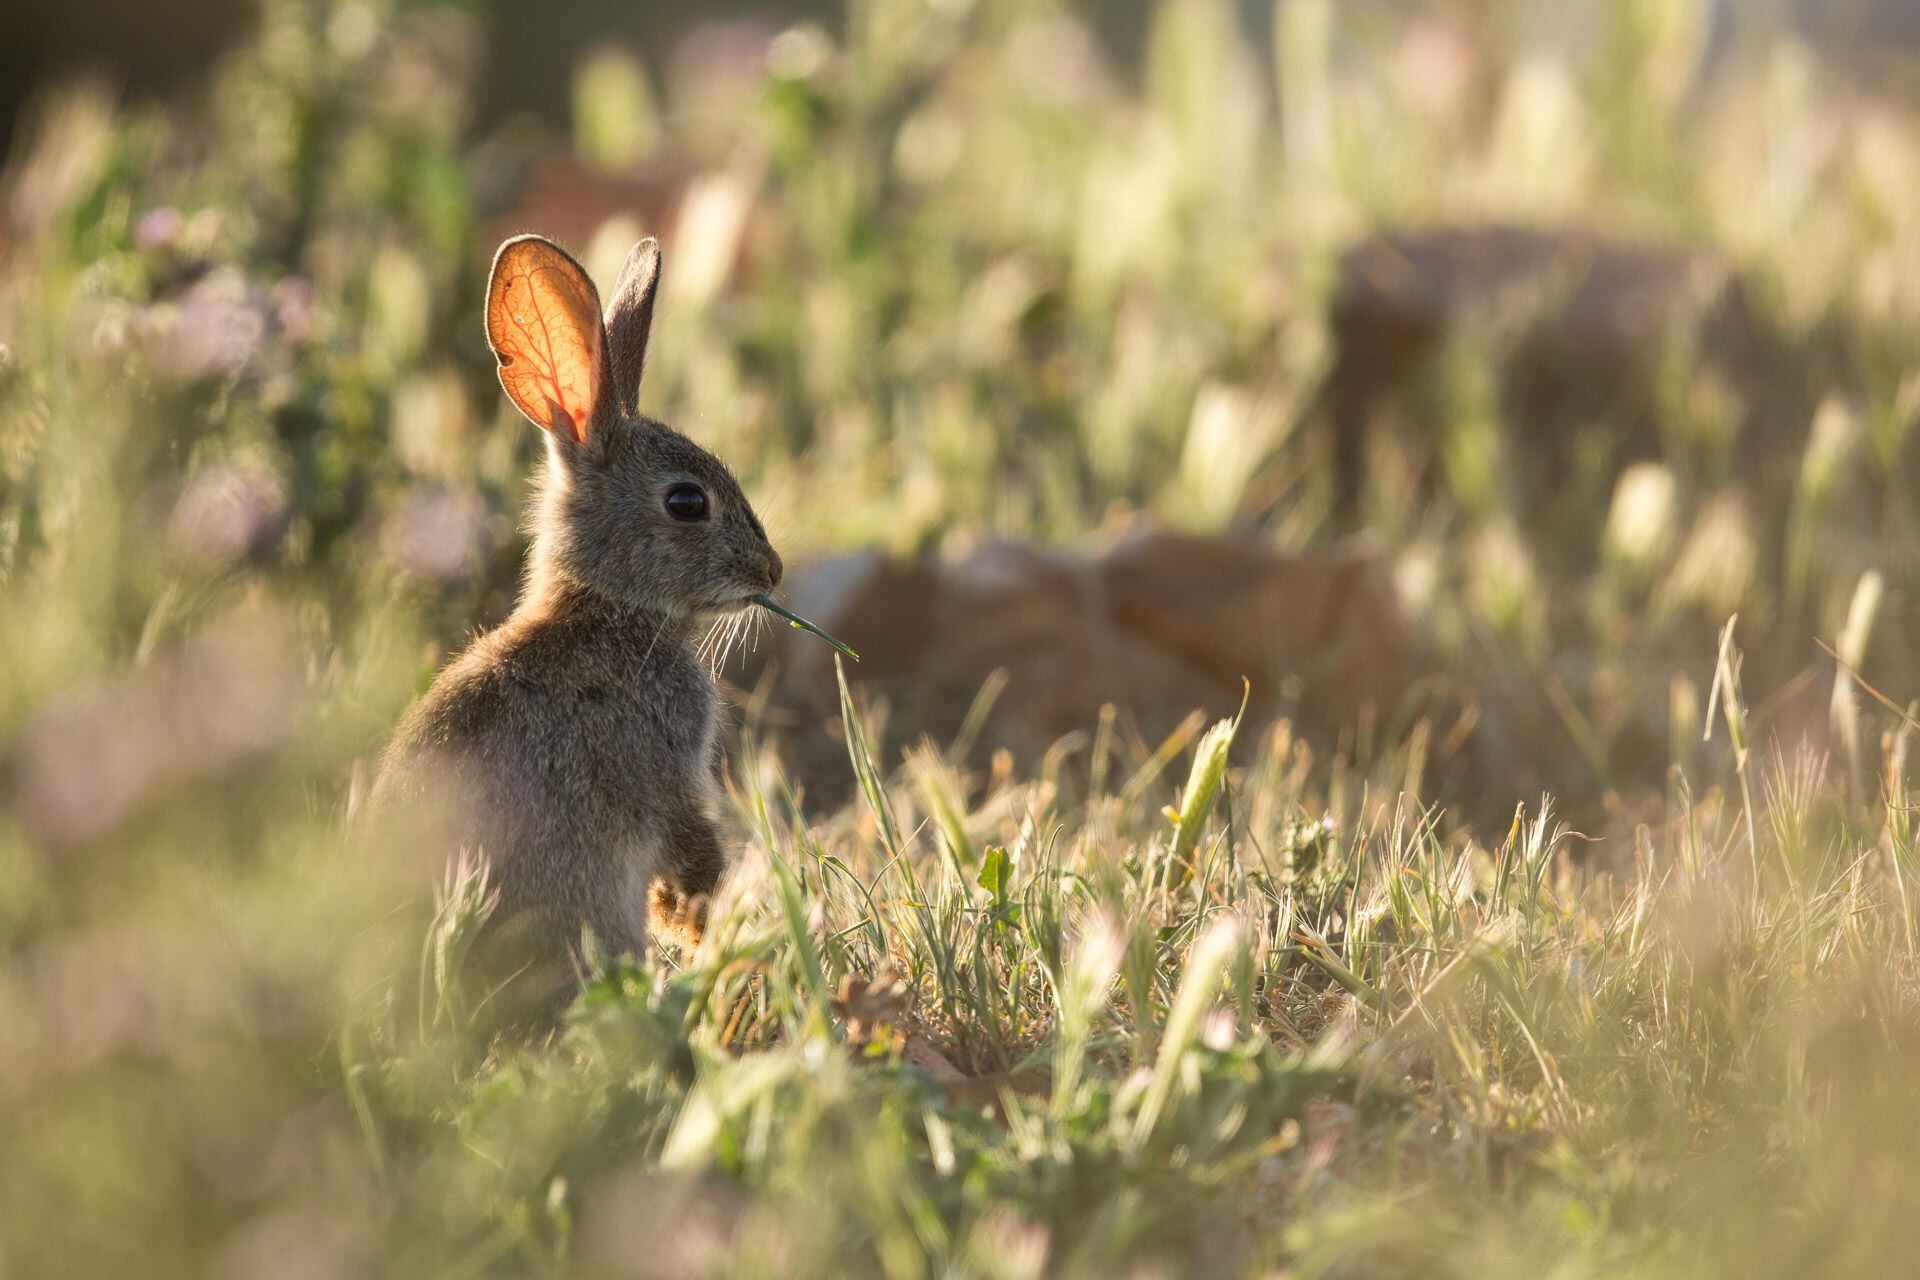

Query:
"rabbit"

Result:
[[372, 233, 782, 993]]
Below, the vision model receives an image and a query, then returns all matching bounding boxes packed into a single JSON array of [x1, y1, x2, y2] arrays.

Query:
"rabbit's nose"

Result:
[[764, 550, 785, 589]]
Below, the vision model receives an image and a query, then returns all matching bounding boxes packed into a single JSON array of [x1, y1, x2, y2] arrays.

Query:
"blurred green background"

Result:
[[12, 0, 1920, 143]]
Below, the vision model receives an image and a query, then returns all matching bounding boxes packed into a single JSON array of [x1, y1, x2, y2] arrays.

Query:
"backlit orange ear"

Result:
[[484, 236, 606, 445]]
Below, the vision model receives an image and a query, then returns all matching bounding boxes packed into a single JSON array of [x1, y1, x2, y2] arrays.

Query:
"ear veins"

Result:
[[497, 264, 594, 444], [485, 240, 606, 446]]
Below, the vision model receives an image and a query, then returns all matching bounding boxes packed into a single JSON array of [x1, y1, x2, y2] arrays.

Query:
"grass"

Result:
[[5, 0, 1920, 1274]]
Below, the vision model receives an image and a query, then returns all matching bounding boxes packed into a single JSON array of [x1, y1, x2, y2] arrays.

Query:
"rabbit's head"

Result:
[[484, 235, 781, 619]]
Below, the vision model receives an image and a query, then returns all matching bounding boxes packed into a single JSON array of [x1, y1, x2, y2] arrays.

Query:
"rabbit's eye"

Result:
[[664, 484, 709, 522]]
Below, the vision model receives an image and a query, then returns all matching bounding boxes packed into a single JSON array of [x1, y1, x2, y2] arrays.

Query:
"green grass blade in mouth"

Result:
[[751, 594, 860, 661]]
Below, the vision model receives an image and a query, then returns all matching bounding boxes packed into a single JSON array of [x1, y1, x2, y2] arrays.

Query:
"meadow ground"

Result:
[[6, 1, 1920, 1275]]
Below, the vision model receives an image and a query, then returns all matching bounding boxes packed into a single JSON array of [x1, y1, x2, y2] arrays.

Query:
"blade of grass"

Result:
[[1128, 918, 1243, 1150], [753, 593, 860, 661]]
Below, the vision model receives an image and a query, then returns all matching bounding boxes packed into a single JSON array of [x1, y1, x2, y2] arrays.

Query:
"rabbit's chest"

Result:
[[573, 658, 720, 806]]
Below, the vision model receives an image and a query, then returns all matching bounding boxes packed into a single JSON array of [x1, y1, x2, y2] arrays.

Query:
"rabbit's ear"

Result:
[[485, 236, 608, 449], [602, 238, 661, 416]]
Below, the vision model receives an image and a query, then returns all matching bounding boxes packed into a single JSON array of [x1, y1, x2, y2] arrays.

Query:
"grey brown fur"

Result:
[[373, 235, 780, 988]]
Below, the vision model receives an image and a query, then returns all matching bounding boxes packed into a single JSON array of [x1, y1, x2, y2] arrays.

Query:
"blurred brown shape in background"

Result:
[[744, 523, 1425, 794], [1328, 223, 1760, 521]]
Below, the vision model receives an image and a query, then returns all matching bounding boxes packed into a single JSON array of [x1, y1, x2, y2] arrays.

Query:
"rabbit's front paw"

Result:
[[648, 877, 709, 950]]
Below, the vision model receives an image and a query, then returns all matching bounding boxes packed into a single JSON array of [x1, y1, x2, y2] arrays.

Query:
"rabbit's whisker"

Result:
[[720, 612, 747, 671], [696, 615, 726, 671]]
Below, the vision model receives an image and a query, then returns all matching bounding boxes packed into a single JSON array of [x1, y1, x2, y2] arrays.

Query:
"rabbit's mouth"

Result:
[[717, 572, 781, 614], [696, 591, 758, 618], [695, 563, 780, 616]]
